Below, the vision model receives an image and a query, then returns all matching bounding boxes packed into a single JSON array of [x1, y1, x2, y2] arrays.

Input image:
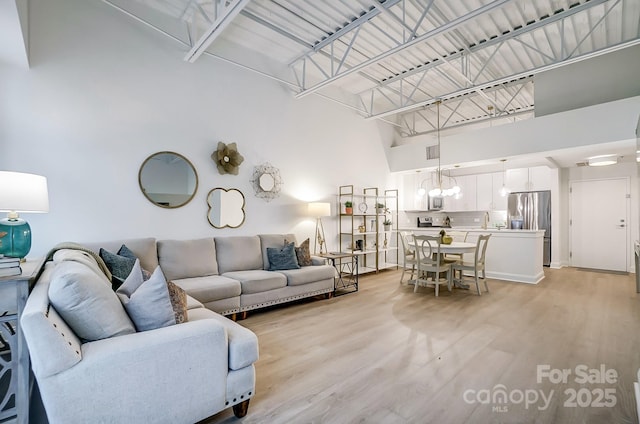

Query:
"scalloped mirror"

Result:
[[139, 151, 198, 208], [207, 188, 246, 228]]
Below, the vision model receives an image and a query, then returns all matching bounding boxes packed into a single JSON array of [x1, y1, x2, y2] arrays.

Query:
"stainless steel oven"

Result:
[[428, 195, 443, 211]]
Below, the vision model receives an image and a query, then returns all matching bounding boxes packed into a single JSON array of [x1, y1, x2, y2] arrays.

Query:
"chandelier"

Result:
[[428, 100, 460, 198]]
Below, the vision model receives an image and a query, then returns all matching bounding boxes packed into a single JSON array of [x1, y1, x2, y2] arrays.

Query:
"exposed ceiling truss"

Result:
[[103, 0, 640, 138]]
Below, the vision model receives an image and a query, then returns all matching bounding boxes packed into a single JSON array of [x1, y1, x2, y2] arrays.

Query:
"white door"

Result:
[[570, 178, 629, 271]]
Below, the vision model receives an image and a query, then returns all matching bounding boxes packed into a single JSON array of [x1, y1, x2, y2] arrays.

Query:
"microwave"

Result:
[[428, 195, 443, 211]]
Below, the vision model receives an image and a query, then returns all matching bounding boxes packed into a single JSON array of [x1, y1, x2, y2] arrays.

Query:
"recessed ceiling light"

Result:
[[587, 155, 618, 167]]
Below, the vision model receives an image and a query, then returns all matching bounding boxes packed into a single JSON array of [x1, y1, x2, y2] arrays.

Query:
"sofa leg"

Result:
[[229, 313, 237, 321], [238, 311, 248, 320], [325, 291, 334, 299], [232, 399, 250, 418]]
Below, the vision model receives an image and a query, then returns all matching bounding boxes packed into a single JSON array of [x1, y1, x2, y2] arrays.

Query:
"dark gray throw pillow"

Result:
[[99, 248, 137, 290], [118, 244, 152, 280], [267, 242, 300, 271]]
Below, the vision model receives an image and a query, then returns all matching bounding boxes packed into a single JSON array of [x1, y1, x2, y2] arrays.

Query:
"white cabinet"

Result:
[[444, 175, 476, 211], [476, 172, 508, 211], [528, 166, 552, 191], [476, 173, 493, 210], [492, 172, 508, 210], [506, 166, 552, 192]]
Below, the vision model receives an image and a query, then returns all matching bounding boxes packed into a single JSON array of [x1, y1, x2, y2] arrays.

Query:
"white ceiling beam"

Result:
[[184, 0, 251, 63], [294, 0, 513, 99], [366, 38, 640, 120]]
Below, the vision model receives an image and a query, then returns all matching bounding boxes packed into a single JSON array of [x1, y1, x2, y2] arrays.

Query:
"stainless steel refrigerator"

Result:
[[507, 190, 551, 266]]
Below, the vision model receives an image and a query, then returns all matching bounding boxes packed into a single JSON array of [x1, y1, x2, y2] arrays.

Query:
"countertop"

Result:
[[399, 226, 545, 234]]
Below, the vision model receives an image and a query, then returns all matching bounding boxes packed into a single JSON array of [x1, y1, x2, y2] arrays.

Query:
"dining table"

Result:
[[410, 240, 476, 254]]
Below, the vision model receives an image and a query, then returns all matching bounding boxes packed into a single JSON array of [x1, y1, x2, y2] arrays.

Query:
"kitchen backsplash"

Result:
[[401, 210, 508, 228]]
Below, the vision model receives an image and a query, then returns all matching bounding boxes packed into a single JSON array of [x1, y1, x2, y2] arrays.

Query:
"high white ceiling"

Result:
[[104, 0, 639, 136]]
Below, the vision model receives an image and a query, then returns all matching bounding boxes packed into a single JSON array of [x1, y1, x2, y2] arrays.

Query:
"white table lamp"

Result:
[[0, 171, 50, 258], [308, 202, 331, 254]]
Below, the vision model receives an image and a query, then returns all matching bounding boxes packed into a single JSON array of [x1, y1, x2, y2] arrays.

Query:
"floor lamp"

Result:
[[308, 202, 331, 254]]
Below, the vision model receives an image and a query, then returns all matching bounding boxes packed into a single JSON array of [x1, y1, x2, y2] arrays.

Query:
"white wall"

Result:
[[535, 45, 640, 117], [386, 96, 640, 173], [0, 0, 395, 258]]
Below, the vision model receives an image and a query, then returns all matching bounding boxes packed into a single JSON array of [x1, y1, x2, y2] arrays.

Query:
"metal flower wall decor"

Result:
[[212, 142, 244, 175]]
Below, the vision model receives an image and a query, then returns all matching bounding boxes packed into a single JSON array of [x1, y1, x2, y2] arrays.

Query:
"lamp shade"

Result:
[[0, 171, 49, 258], [0, 171, 49, 213], [308, 202, 331, 217]]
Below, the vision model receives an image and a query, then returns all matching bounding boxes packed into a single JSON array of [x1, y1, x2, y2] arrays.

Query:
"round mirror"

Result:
[[138, 151, 198, 208]]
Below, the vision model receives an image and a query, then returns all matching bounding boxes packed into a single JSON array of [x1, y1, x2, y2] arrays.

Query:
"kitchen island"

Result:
[[400, 227, 545, 284]]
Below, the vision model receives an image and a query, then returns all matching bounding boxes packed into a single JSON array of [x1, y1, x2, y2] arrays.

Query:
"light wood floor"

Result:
[[203, 268, 640, 423]]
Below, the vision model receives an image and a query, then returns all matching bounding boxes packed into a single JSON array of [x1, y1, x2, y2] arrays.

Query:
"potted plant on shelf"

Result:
[[344, 201, 353, 215], [383, 219, 392, 231], [375, 202, 386, 214]]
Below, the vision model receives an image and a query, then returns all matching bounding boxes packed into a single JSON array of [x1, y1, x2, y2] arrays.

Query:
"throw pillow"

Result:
[[99, 248, 137, 290], [167, 281, 188, 324], [48, 261, 136, 341], [266, 242, 300, 271], [116, 260, 176, 332], [118, 244, 152, 281], [286, 238, 312, 267]]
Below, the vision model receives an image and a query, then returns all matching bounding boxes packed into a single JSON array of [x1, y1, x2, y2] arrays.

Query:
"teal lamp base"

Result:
[[0, 218, 31, 259]]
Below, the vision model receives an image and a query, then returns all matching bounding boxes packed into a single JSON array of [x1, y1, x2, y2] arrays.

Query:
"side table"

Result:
[[318, 252, 358, 295], [0, 259, 43, 424]]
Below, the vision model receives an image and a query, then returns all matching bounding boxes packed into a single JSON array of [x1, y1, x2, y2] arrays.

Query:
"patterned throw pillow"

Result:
[[167, 281, 188, 324], [99, 248, 136, 290], [286, 238, 312, 267], [267, 242, 300, 271]]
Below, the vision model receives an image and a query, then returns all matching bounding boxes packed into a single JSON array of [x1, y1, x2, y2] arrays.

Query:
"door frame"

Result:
[[569, 176, 631, 272]]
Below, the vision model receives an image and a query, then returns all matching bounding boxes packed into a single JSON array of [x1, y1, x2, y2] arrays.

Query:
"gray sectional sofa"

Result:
[[21, 233, 335, 423]]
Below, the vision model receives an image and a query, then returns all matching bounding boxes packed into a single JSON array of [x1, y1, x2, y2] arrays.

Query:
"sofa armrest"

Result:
[[310, 256, 327, 266], [38, 320, 230, 423]]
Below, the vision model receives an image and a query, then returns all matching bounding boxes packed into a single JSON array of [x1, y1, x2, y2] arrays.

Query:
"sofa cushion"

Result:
[[99, 248, 137, 290], [157, 238, 218, 281], [259, 234, 296, 270], [215, 236, 263, 274], [266, 242, 300, 271], [167, 281, 189, 324], [84, 238, 159, 271], [222, 270, 287, 295], [277, 264, 336, 286], [116, 261, 176, 332], [186, 295, 204, 310], [48, 260, 136, 341], [188, 308, 259, 371], [172, 275, 241, 304], [286, 238, 312, 266], [118, 244, 152, 280]]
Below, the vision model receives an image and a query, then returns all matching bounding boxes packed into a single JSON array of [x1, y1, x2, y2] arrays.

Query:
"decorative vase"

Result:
[[345, 207, 353, 215], [384, 224, 391, 231]]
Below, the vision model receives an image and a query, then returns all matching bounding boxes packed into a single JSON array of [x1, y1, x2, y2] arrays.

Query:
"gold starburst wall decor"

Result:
[[212, 142, 244, 175]]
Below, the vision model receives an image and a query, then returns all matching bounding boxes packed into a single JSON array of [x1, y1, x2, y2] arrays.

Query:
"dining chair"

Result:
[[413, 235, 452, 296], [399, 231, 417, 285], [452, 234, 491, 295], [443, 230, 468, 264]]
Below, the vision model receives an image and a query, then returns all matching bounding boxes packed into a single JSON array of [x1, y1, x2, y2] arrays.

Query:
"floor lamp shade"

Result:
[[308, 202, 331, 254], [0, 171, 50, 258]]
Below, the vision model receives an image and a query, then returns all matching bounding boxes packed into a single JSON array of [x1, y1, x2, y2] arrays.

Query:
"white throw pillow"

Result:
[[49, 261, 136, 341], [116, 260, 176, 332]]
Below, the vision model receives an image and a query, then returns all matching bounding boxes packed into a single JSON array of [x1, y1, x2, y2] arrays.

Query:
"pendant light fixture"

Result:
[[499, 159, 510, 197], [427, 100, 461, 198]]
